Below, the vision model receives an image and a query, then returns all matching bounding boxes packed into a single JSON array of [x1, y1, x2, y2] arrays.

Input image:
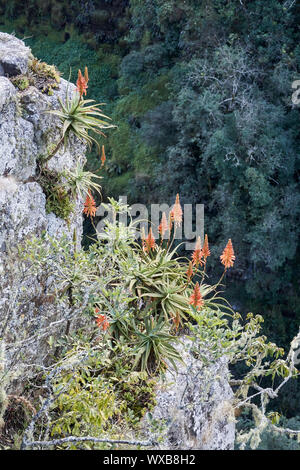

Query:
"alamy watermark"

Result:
[[96, 196, 204, 251], [292, 80, 300, 105]]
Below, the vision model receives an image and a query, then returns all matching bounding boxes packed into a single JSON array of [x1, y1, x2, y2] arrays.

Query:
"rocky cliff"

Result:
[[0, 32, 86, 372], [0, 33, 235, 450], [147, 340, 235, 450], [0, 33, 85, 245]]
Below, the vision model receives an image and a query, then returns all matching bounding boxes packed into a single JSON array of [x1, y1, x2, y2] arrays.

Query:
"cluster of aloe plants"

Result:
[[33, 66, 276, 379], [9, 197, 298, 449], [86, 195, 237, 373]]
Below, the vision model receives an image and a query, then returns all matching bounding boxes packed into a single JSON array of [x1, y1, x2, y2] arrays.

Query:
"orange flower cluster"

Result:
[[158, 212, 168, 239], [202, 234, 210, 260], [186, 261, 194, 281], [220, 239, 235, 269], [171, 193, 183, 227], [192, 236, 204, 267], [190, 234, 210, 268], [100, 145, 106, 167], [142, 227, 157, 253], [76, 67, 89, 97], [83, 190, 97, 219], [95, 308, 109, 331], [189, 282, 204, 310]]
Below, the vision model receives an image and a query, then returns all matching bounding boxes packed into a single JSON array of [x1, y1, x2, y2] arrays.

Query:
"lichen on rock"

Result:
[[147, 339, 235, 450]]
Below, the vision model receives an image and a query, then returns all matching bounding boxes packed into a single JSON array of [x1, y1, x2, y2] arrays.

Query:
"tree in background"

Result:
[[1, 0, 300, 418]]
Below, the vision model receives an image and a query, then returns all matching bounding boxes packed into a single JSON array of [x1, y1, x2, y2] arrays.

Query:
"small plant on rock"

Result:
[[63, 161, 102, 199], [45, 68, 115, 163]]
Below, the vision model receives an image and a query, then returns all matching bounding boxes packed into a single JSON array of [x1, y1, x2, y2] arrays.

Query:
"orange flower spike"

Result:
[[186, 261, 194, 281], [189, 282, 204, 310], [158, 212, 168, 239], [144, 227, 156, 253], [192, 236, 204, 267], [84, 66, 89, 84], [95, 313, 109, 331], [76, 68, 88, 97], [83, 190, 97, 219], [172, 193, 183, 227], [220, 238, 235, 269], [202, 234, 211, 261], [100, 145, 106, 167]]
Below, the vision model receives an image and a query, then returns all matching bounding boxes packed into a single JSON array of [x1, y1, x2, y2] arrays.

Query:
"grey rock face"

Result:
[[0, 78, 37, 180], [0, 33, 32, 76], [149, 340, 235, 450], [0, 34, 86, 370], [0, 181, 47, 249], [0, 35, 86, 238]]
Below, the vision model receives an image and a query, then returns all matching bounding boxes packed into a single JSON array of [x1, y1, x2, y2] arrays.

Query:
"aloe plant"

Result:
[[63, 162, 102, 199], [132, 316, 183, 373], [45, 77, 115, 163]]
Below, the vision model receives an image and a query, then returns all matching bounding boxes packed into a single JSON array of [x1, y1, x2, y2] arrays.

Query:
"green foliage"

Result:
[[126, 245, 191, 326], [38, 161, 101, 221], [47, 89, 115, 160], [63, 161, 102, 199], [132, 315, 182, 373], [236, 412, 300, 450], [92, 208, 192, 373], [21, 200, 230, 374], [38, 161, 103, 220], [45, 185, 74, 220], [51, 364, 118, 439], [29, 57, 61, 94], [30, 57, 60, 81], [94, 288, 135, 341], [38, 167, 74, 220], [188, 309, 287, 379], [10, 75, 29, 90], [36, 336, 158, 448]]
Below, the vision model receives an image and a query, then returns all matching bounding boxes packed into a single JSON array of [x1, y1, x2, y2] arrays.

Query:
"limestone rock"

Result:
[[0, 77, 38, 180], [149, 340, 235, 450], [0, 181, 47, 249], [0, 35, 86, 237], [0, 33, 32, 76], [0, 33, 86, 370]]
